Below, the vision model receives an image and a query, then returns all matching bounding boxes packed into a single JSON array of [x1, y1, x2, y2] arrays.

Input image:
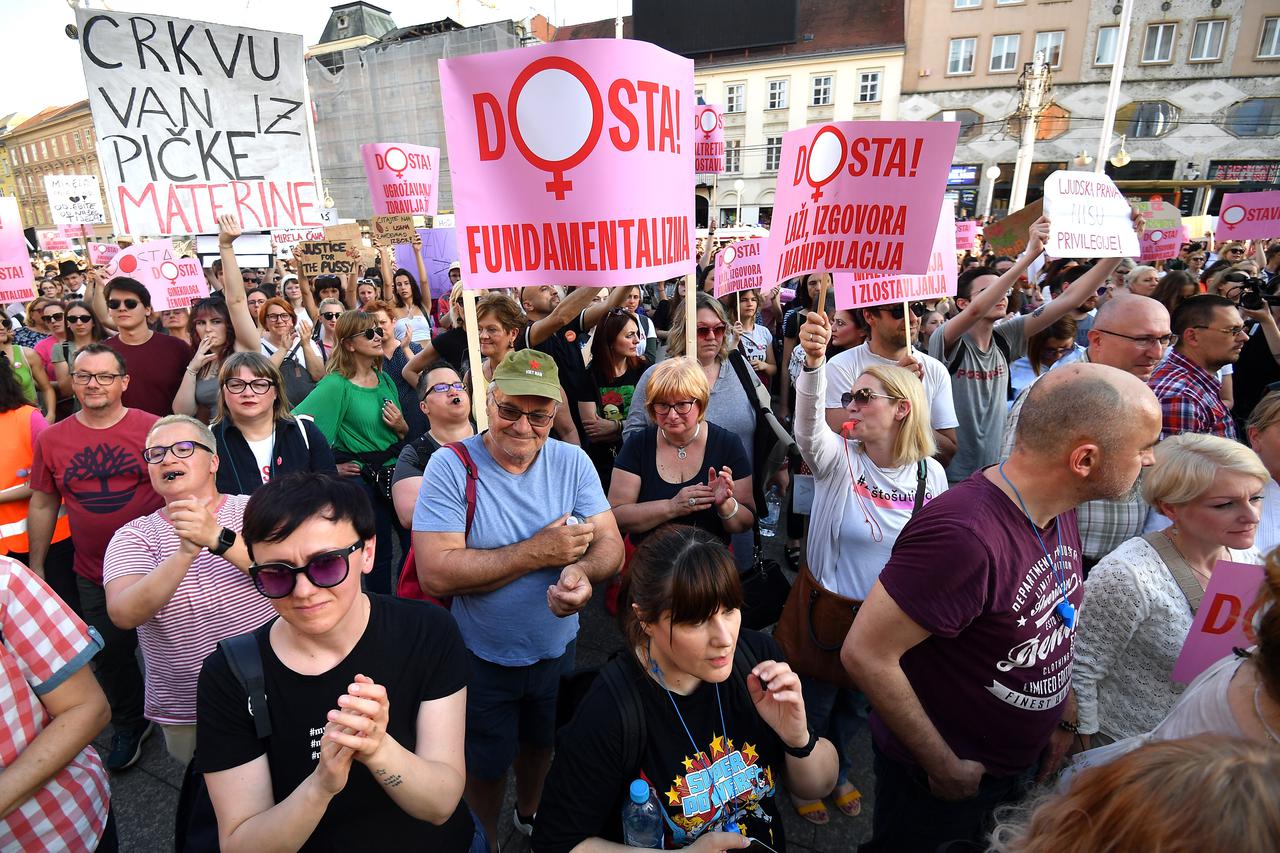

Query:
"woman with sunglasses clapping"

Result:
[[211, 352, 336, 496], [293, 310, 408, 593]]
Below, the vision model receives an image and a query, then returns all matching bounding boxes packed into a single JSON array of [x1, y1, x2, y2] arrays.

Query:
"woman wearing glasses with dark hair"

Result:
[[210, 352, 335, 496], [390, 363, 475, 530], [294, 310, 408, 593]]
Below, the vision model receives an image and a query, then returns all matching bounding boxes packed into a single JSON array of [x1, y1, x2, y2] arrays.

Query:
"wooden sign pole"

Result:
[[461, 287, 488, 431], [684, 271, 698, 358]]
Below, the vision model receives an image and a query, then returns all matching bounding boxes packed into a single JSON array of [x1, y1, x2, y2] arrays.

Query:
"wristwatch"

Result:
[[782, 728, 819, 759], [209, 527, 237, 556]]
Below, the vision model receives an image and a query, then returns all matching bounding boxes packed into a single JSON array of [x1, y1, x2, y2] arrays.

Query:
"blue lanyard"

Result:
[[997, 462, 1077, 629], [649, 656, 729, 770]]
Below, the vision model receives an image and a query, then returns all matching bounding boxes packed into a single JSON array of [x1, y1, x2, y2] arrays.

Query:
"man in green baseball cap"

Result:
[[490, 348, 563, 402]]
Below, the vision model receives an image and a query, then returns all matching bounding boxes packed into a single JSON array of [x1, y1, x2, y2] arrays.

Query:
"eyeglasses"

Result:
[[344, 327, 385, 342], [1189, 256, 1206, 262], [320, 312, 342, 321], [1093, 329, 1174, 349], [71, 371, 123, 386], [142, 440, 214, 465], [493, 401, 555, 427], [107, 298, 141, 310], [881, 302, 926, 320], [1096, 287, 1111, 297], [224, 377, 276, 395], [42, 312, 65, 323], [66, 314, 94, 324], [653, 400, 697, 416], [1043, 344, 1077, 355], [696, 323, 727, 339], [425, 381, 466, 396], [841, 388, 900, 407], [1191, 324, 1247, 337], [264, 313, 293, 324], [1226, 247, 1246, 254], [250, 541, 362, 599]]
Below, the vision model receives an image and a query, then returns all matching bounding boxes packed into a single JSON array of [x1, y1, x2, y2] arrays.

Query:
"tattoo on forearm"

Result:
[[374, 767, 403, 788], [1032, 305, 1046, 317]]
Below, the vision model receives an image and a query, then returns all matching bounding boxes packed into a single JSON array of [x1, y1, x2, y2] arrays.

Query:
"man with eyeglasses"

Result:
[[27, 343, 164, 771], [194, 473, 479, 851], [414, 349, 623, 850], [1001, 294, 1173, 567], [97, 274, 193, 416], [102, 415, 274, 765], [1149, 294, 1246, 440], [825, 300, 959, 465]]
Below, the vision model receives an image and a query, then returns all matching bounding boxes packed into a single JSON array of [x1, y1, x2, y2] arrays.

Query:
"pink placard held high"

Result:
[[103, 243, 208, 312], [1217, 191, 1280, 241], [439, 39, 695, 288], [695, 103, 725, 173], [712, 238, 765, 298], [361, 143, 440, 217], [833, 201, 958, 311], [0, 198, 36, 303], [761, 121, 959, 289]]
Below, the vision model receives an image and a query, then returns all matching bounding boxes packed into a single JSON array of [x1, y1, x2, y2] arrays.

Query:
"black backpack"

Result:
[[174, 633, 270, 853]]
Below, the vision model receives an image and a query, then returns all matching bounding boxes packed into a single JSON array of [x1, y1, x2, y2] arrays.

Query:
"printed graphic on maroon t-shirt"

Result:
[[63, 443, 147, 514]]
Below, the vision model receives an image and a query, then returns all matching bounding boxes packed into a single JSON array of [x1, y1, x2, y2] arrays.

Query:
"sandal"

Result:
[[833, 785, 862, 818], [784, 545, 801, 572], [791, 795, 829, 825]]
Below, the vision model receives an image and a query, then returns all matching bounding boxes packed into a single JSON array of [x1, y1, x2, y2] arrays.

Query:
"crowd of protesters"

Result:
[[3, 209, 1279, 853]]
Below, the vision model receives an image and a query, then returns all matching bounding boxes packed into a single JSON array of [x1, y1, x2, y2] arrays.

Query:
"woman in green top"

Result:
[[0, 313, 57, 419], [294, 309, 408, 593]]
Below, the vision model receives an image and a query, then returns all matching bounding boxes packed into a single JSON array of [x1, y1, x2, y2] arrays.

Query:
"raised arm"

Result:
[[1023, 257, 1122, 338], [401, 340, 441, 389], [378, 242, 395, 304], [580, 284, 633, 332], [217, 215, 262, 351], [87, 266, 116, 332], [942, 217, 1048, 348], [524, 285, 599, 348], [299, 271, 319, 321]]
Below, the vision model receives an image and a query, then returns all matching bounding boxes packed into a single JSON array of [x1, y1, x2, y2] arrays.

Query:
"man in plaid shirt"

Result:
[[1149, 295, 1246, 441]]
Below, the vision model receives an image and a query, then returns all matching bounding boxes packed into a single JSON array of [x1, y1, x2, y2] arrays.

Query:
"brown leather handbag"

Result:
[[775, 460, 928, 689]]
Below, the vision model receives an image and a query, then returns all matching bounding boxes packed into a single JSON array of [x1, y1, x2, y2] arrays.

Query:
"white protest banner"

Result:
[[44, 175, 107, 225], [1041, 171, 1139, 259], [271, 227, 326, 252], [833, 201, 958, 311], [711, 238, 764, 297], [76, 8, 321, 236]]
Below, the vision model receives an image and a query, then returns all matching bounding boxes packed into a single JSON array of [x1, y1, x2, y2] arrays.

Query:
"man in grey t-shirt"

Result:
[[929, 216, 1130, 482]]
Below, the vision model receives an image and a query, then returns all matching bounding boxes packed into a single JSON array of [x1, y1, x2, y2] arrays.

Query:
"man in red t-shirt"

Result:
[[843, 363, 1161, 852], [28, 343, 162, 772], [97, 275, 192, 416]]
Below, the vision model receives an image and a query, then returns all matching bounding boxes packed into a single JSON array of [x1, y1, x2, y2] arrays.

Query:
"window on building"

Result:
[[930, 108, 984, 141], [954, 0, 980, 8], [990, 34, 1020, 71], [1223, 98, 1280, 138], [765, 136, 783, 172], [1117, 100, 1179, 138], [995, 0, 1022, 4], [767, 79, 789, 110], [1190, 20, 1226, 61], [1035, 31, 1064, 67], [948, 37, 976, 74], [725, 139, 742, 173], [1008, 102, 1071, 140], [1142, 23, 1176, 63], [1095, 26, 1119, 65], [811, 75, 832, 106], [858, 72, 882, 103], [74, 133, 82, 152], [1259, 17, 1280, 58], [725, 84, 744, 113]]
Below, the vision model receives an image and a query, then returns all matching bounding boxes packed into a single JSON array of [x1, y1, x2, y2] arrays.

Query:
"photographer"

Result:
[[1230, 270, 1280, 431]]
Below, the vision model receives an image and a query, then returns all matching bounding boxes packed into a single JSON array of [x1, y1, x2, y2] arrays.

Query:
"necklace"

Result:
[[1253, 684, 1280, 743], [661, 422, 701, 460], [1163, 528, 1220, 586]]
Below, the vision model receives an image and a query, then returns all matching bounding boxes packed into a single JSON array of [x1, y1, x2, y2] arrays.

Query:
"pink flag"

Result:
[[103, 243, 208, 311], [0, 198, 35, 303], [1171, 560, 1266, 684], [361, 143, 440, 217], [712, 238, 765, 297], [761, 121, 960, 288], [694, 104, 724, 173], [1217, 191, 1280, 240], [439, 39, 695, 288], [833, 202, 958, 311]]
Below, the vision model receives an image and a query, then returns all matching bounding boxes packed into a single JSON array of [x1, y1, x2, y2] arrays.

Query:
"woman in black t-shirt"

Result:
[[533, 526, 838, 852]]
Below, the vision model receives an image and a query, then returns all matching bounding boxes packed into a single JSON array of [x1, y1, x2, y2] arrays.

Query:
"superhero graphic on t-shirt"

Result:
[[653, 733, 776, 847], [63, 443, 146, 514]]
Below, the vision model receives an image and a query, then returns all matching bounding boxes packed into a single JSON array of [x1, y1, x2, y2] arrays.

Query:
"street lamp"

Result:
[[982, 165, 1001, 221], [733, 178, 745, 227]]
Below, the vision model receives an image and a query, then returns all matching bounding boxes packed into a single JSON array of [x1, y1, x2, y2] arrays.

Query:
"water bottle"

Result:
[[621, 779, 663, 848], [760, 485, 782, 537]]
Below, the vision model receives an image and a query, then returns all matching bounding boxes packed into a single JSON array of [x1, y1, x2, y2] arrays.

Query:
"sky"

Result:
[[0, 0, 630, 119]]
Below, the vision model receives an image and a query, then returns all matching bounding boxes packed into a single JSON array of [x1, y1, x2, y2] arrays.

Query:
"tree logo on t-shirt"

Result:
[[63, 443, 145, 514]]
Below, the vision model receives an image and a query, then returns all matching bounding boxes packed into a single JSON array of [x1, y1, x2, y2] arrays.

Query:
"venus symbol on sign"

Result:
[[382, 147, 409, 179], [698, 108, 719, 138], [720, 245, 736, 266], [807, 125, 847, 203], [1220, 205, 1246, 228], [507, 56, 604, 200], [160, 261, 180, 283]]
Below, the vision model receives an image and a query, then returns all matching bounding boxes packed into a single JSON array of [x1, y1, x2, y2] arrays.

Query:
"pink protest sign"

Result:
[[104, 243, 208, 311], [712, 238, 764, 297], [955, 220, 978, 251], [1134, 201, 1181, 262], [58, 223, 93, 238], [37, 230, 71, 252], [833, 201, 958, 311], [361, 143, 440, 217], [88, 241, 121, 266], [761, 121, 960, 289], [394, 228, 459, 299], [439, 39, 695, 288], [0, 198, 36, 303], [694, 103, 724, 173], [1171, 560, 1266, 684], [1217, 191, 1280, 240]]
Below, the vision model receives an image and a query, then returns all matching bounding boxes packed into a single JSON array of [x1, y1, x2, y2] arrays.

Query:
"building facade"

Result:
[[6, 101, 110, 233], [0, 112, 28, 201], [901, 0, 1280, 218]]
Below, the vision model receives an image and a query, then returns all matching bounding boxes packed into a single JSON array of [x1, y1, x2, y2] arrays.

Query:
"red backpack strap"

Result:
[[446, 442, 479, 538]]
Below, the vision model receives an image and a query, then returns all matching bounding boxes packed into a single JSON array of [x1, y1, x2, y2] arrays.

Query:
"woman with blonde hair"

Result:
[[990, 737, 1280, 852], [1123, 264, 1160, 297], [1070, 433, 1267, 744]]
